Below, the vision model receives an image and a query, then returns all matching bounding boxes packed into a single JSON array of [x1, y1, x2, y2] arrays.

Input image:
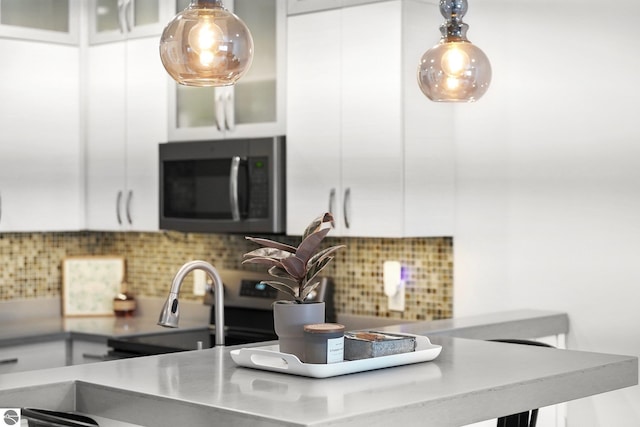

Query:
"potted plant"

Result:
[[243, 212, 344, 358]]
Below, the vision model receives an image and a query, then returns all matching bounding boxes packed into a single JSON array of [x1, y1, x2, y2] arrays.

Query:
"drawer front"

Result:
[[0, 340, 67, 374]]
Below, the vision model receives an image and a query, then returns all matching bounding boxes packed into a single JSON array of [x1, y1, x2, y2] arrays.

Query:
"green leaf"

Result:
[[308, 245, 345, 266], [268, 266, 296, 281], [261, 280, 298, 298], [302, 212, 334, 240], [296, 227, 330, 264], [280, 256, 306, 281], [245, 236, 297, 253], [241, 257, 283, 269], [305, 256, 333, 287], [300, 281, 320, 301], [243, 247, 293, 260]]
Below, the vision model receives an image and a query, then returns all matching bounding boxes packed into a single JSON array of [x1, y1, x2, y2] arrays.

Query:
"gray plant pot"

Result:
[[273, 301, 325, 361]]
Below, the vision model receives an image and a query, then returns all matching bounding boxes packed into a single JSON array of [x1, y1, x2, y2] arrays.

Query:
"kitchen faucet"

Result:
[[158, 260, 225, 346]]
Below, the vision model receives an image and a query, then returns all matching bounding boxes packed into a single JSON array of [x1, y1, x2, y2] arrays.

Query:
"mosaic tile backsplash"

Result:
[[0, 232, 452, 321]]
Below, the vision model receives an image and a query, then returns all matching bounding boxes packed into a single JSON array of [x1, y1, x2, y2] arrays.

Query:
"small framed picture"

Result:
[[62, 256, 125, 317]]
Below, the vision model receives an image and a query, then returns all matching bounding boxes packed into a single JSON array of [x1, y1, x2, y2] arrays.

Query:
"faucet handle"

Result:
[[203, 279, 224, 306]]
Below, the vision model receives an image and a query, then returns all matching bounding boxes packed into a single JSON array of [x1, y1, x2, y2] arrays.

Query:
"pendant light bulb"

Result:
[[159, 0, 254, 87], [418, 0, 491, 102], [187, 17, 223, 66]]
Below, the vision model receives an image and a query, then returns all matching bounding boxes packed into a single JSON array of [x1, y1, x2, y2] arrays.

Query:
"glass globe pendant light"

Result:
[[159, 0, 254, 87], [418, 0, 491, 102]]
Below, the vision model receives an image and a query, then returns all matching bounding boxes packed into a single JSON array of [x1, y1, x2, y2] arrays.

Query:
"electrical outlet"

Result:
[[193, 269, 207, 296], [384, 261, 405, 312], [388, 284, 405, 312]]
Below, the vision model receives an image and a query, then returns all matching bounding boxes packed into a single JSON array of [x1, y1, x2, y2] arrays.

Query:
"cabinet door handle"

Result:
[[215, 91, 225, 132], [125, 190, 133, 225], [124, 0, 133, 32], [0, 357, 18, 365], [224, 90, 235, 131], [343, 188, 351, 229], [117, 0, 127, 33], [116, 191, 123, 225], [82, 353, 108, 361], [328, 188, 336, 228], [0, 193, 2, 224]]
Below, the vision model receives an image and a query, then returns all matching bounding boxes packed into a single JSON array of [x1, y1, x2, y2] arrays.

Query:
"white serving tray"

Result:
[[230, 334, 442, 378]]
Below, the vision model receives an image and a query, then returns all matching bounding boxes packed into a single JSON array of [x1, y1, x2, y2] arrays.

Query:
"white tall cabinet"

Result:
[[0, 1, 82, 232], [286, 0, 455, 237], [86, 36, 167, 231], [0, 39, 82, 231], [85, 0, 169, 232]]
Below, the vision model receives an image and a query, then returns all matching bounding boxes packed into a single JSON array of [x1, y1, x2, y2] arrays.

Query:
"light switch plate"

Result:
[[193, 269, 207, 296]]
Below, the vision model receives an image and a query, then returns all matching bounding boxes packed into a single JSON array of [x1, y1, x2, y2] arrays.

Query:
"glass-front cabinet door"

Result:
[[88, 0, 173, 44], [287, 0, 385, 15], [168, 0, 286, 141], [0, 0, 79, 44], [287, 0, 341, 15]]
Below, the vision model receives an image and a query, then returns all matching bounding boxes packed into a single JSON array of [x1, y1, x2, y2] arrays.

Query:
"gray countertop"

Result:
[[0, 335, 636, 427], [372, 309, 570, 340], [0, 308, 636, 426], [0, 297, 211, 346]]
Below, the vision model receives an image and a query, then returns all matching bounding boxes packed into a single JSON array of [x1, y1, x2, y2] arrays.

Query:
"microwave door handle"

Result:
[[229, 156, 242, 221]]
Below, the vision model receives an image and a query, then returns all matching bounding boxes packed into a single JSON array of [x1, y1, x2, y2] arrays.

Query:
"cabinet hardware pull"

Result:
[[343, 188, 351, 229], [124, 0, 133, 32], [0, 357, 18, 365], [225, 90, 235, 131], [117, 0, 126, 33], [215, 92, 225, 132], [328, 188, 336, 228], [125, 190, 133, 225], [0, 193, 2, 224], [229, 156, 242, 221], [82, 353, 107, 361], [116, 191, 123, 225]]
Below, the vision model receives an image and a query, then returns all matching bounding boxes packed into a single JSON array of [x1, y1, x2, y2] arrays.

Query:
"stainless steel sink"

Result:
[[0, 380, 244, 427]]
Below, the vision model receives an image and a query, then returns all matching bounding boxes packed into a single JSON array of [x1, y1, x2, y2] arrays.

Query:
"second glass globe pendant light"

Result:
[[160, 0, 254, 87], [418, 0, 491, 102]]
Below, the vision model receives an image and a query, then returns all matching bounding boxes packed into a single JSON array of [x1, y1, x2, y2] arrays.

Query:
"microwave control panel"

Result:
[[249, 157, 269, 218]]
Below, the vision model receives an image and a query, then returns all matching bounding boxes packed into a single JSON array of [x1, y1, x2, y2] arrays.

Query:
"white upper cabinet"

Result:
[[86, 1, 169, 231], [86, 37, 167, 231], [88, 0, 173, 44], [0, 39, 82, 232], [287, 0, 455, 237], [0, 0, 79, 44], [287, 0, 387, 15], [167, 0, 286, 141], [286, 8, 342, 235]]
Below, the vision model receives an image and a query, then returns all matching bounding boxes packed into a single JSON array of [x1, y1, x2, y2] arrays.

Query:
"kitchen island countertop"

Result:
[[0, 309, 636, 427], [0, 336, 636, 427]]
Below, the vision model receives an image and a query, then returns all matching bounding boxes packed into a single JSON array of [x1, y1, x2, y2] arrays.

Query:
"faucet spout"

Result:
[[158, 260, 225, 346]]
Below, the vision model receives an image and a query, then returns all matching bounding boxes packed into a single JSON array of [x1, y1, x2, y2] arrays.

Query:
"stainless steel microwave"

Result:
[[159, 136, 286, 234]]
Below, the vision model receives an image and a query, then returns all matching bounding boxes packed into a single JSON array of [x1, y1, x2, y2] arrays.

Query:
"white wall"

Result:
[[452, 1, 640, 426]]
